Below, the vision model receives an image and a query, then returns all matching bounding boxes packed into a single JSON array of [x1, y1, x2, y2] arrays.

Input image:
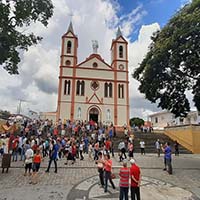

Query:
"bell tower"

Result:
[[61, 21, 78, 67], [57, 22, 78, 121], [111, 27, 129, 127]]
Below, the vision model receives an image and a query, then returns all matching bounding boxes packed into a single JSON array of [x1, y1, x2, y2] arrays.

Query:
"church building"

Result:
[[57, 22, 130, 128]]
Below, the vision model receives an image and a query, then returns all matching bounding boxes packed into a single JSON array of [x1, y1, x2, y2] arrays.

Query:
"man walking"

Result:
[[130, 159, 141, 200], [45, 140, 59, 173], [162, 142, 172, 174]]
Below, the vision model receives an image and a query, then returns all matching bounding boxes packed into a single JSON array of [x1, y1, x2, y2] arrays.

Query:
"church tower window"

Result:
[[67, 41, 72, 54], [104, 82, 112, 98], [76, 80, 85, 96], [81, 81, 85, 96], [104, 83, 108, 97], [64, 80, 71, 95], [119, 45, 123, 58], [65, 60, 71, 66], [118, 84, 124, 98]]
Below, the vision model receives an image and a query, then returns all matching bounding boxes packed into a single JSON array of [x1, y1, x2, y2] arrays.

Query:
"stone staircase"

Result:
[[112, 130, 192, 154]]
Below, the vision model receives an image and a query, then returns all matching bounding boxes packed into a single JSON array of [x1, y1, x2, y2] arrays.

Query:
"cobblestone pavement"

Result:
[[0, 153, 200, 200]]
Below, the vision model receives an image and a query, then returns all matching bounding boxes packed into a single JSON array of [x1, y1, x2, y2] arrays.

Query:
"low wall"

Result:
[[164, 124, 200, 153]]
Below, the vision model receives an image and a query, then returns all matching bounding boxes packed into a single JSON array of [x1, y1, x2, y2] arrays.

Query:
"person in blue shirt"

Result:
[[45, 140, 59, 173], [109, 128, 113, 140], [84, 136, 89, 154], [162, 142, 172, 174]]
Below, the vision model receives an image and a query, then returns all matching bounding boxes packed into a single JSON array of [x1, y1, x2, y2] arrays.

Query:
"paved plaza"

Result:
[[0, 153, 200, 200]]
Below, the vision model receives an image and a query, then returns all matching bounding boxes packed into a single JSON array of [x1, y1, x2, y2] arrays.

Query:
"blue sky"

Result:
[[117, 0, 190, 41], [0, 0, 193, 119]]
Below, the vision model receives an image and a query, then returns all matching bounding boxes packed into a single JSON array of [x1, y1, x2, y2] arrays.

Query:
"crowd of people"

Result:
[[0, 117, 177, 199]]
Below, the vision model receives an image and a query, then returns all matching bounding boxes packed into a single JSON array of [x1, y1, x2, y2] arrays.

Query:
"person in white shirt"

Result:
[[24, 146, 34, 176], [139, 140, 145, 155], [155, 139, 161, 157], [79, 141, 84, 160]]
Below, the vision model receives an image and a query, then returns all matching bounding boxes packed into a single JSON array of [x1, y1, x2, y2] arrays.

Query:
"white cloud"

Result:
[[128, 23, 161, 118], [0, 0, 161, 119], [128, 23, 160, 99]]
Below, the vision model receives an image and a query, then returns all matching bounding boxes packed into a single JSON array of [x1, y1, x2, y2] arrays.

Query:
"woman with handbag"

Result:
[[96, 151, 104, 187], [103, 154, 115, 193]]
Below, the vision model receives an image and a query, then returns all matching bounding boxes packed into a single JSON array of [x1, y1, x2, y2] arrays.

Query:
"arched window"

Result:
[[77, 107, 81, 119], [118, 84, 124, 98], [119, 45, 123, 58], [67, 41, 72, 54], [109, 83, 112, 98], [64, 80, 71, 95], [104, 82, 108, 97], [76, 80, 85, 96], [81, 81, 85, 96], [104, 82, 112, 98], [65, 60, 71, 66], [106, 109, 111, 120], [76, 80, 80, 95]]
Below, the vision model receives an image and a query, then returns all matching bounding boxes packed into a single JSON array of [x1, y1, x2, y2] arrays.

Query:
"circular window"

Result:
[[119, 64, 124, 70], [65, 60, 71, 66], [93, 62, 98, 68], [91, 81, 99, 91]]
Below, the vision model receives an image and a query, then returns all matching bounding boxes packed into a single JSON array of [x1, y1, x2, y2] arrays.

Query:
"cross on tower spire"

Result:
[[116, 27, 122, 38], [67, 21, 74, 33]]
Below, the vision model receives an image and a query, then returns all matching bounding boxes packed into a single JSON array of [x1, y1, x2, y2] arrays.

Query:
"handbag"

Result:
[[111, 173, 116, 179]]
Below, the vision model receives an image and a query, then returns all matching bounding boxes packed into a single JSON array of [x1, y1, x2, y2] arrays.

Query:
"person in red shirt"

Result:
[[103, 154, 115, 193], [53, 127, 58, 136], [12, 137, 19, 162], [130, 159, 141, 200], [31, 149, 42, 184], [105, 138, 111, 153], [119, 160, 129, 200]]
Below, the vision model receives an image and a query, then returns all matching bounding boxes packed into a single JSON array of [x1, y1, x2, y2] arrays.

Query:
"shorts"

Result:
[[32, 163, 40, 172]]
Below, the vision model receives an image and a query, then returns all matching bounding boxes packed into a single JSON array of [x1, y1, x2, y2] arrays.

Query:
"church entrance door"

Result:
[[89, 107, 99, 123]]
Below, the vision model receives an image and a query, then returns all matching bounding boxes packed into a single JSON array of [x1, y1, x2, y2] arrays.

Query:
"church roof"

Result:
[[110, 28, 127, 49], [77, 53, 112, 69], [116, 27, 122, 38], [62, 21, 77, 38], [67, 21, 74, 33]]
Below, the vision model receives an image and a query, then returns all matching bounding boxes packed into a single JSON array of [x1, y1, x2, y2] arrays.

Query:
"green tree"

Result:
[[129, 117, 144, 127], [133, 0, 200, 118], [0, 110, 11, 120], [0, 0, 54, 74]]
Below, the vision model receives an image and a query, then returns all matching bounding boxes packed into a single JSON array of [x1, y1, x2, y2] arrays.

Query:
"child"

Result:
[[31, 149, 42, 184]]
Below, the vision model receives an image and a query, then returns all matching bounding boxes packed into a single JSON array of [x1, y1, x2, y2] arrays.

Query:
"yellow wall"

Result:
[[164, 125, 200, 153]]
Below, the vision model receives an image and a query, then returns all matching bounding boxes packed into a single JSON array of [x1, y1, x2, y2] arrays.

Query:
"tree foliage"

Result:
[[0, 110, 11, 120], [129, 117, 144, 127], [133, 0, 200, 118], [0, 0, 54, 74]]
